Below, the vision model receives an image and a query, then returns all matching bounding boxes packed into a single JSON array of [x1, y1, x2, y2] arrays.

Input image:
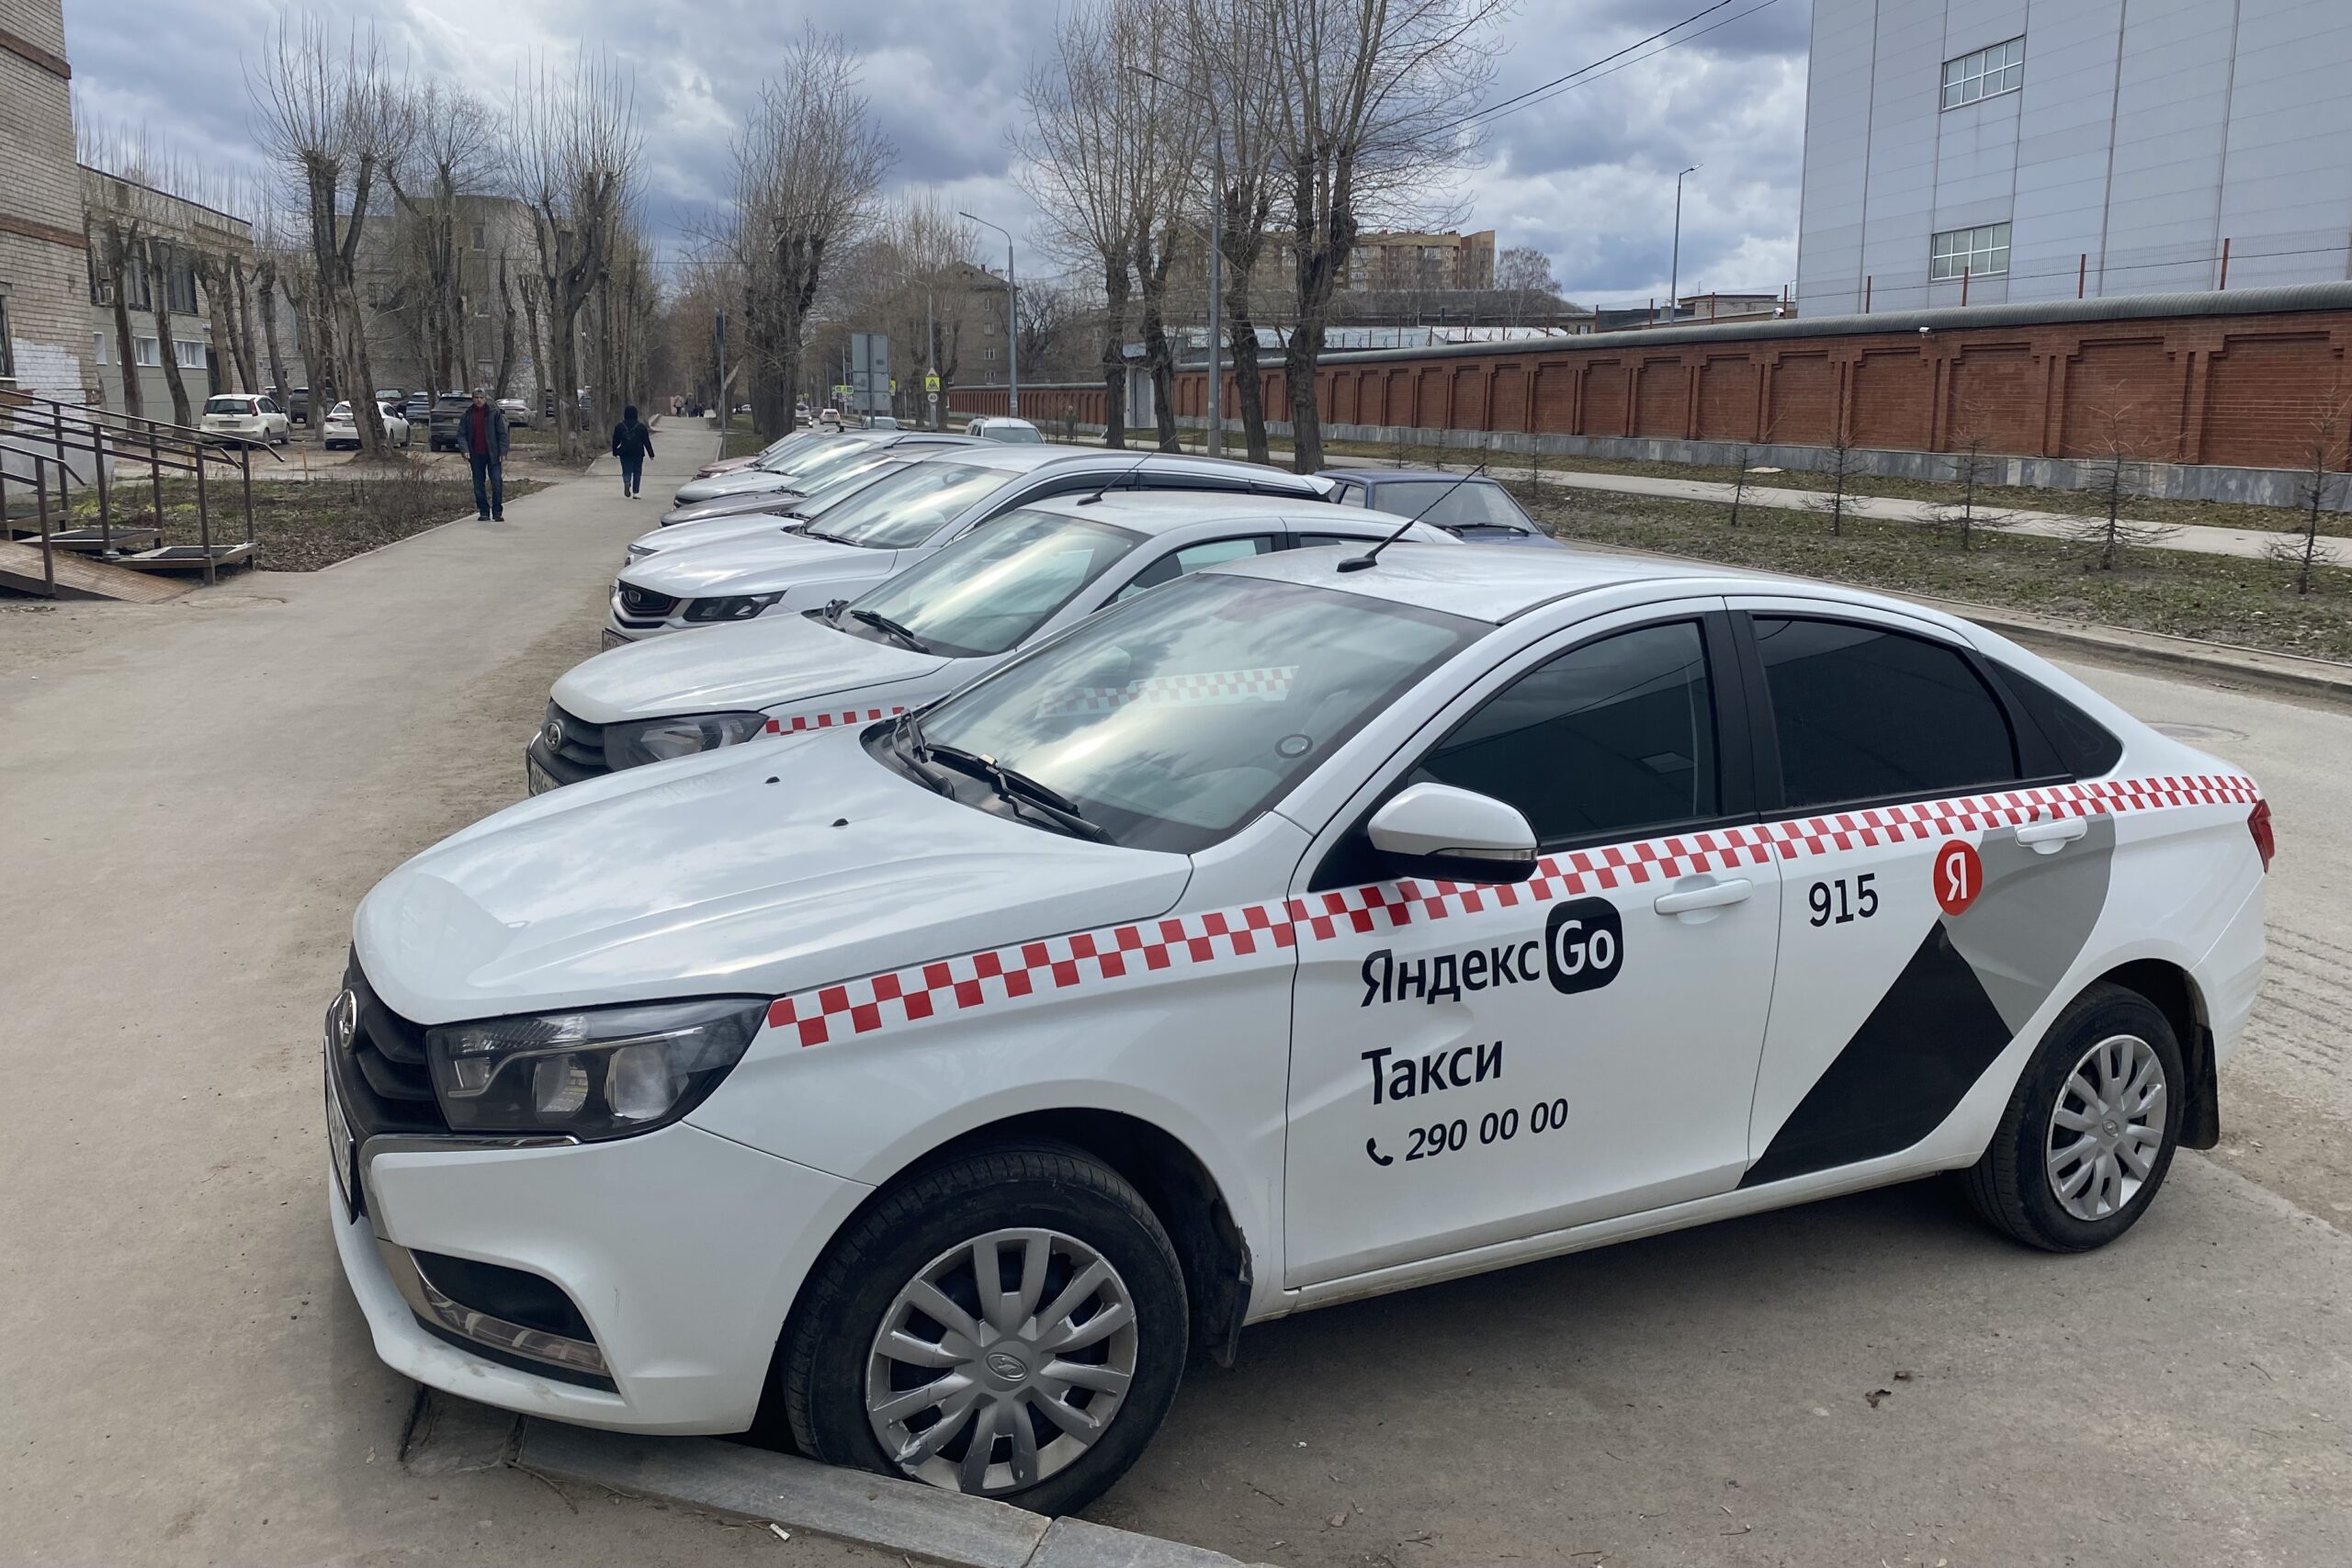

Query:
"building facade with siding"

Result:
[[1796, 0, 2352, 318], [82, 167, 254, 418]]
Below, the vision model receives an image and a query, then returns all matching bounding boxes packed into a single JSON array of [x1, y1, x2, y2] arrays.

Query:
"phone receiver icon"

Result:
[[1365, 1136, 1394, 1167]]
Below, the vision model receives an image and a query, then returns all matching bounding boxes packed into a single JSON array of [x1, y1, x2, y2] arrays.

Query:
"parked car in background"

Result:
[[628, 450, 926, 565], [1320, 468, 1566, 548], [198, 393, 290, 447], [286, 387, 312, 425], [427, 394, 475, 453], [500, 397, 534, 428], [537, 494, 1454, 788], [691, 427, 837, 482], [322, 401, 413, 451], [374, 389, 406, 411], [662, 432, 980, 524], [401, 392, 433, 425], [965, 415, 1045, 445], [865, 415, 899, 430]]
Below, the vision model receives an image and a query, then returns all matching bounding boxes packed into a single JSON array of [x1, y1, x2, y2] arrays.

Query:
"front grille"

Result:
[[334, 953, 448, 1138], [544, 700, 610, 777], [617, 581, 678, 619]]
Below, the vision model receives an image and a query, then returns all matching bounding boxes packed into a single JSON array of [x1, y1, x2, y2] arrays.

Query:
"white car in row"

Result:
[[534, 494, 1453, 789], [331, 541, 2266, 1514], [199, 393, 290, 447], [605, 447, 1340, 646], [322, 400, 413, 451], [624, 447, 935, 568]]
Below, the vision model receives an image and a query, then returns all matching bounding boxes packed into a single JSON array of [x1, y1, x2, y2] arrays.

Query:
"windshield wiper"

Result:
[[849, 608, 931, 653], [924, 743, 1110, 843]]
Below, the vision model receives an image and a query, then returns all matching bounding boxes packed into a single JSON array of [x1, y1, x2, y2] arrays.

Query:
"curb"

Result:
[[514, 1420, 1264, 1568]]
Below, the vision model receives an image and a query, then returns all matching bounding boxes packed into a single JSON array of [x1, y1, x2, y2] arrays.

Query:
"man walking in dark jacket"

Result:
[[461, 389, 510, 521], [611, 406, 655, 498]]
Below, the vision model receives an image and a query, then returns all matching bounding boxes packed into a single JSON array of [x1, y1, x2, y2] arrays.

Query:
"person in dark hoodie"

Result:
[[461, 389, 510, 521], [611, 405, 655, 498]]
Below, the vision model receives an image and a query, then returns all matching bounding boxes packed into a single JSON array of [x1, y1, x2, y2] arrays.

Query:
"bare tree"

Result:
[[722, 28, 891, 437], [384, 83, 500, 397], [1805, 420, 1861, 537], [1261, 0, 1510, 472], [1494, 243, 1558, 320], [1179, 0, 1289, 461], [248, 16, 402, 454], [512, 49, 640, 459], [2060, 406, 2179, 570], [1929, 423, 2018, 550], [2263, 398, 2351, 594]]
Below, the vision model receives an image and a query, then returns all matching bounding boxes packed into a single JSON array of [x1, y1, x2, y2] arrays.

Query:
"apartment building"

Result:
[[0, 0, 95, 408]]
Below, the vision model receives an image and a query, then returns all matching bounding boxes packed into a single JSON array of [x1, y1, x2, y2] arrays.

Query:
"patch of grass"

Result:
[[54, 468, 548, 571], [1517, 481, 2352, 660]]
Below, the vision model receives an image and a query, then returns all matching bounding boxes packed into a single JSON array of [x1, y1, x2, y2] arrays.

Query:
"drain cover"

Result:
[[2150, 721, 2246, 742]]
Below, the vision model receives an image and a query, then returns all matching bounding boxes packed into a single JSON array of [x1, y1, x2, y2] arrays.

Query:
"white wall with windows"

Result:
[[1797, 0, 2352, 316]]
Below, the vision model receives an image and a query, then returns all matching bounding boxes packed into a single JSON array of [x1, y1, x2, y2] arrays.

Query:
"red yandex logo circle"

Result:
[[1934, 839, 1983, 916]]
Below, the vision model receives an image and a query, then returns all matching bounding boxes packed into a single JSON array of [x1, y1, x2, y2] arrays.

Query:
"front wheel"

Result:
[[1965, 983, 2184, 1252], [781, 1141, 1188, 1515]]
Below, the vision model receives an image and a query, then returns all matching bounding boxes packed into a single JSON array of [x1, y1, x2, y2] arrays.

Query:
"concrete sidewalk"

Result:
[[0, 432, 893, 1565]]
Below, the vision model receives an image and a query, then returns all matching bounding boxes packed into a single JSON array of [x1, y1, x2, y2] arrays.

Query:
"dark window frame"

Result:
[[1108, 532, 1283, 602], [1731, 610, 2067, 818]]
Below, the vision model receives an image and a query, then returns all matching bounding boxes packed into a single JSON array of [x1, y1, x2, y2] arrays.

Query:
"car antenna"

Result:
[[1338, 462, 1490, 572], [1076, 465, 1140, 506]]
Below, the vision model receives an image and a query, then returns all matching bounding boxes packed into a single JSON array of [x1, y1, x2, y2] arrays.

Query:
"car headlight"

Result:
[[425, 997, 768, 1138], [683, 592, 785, 624], [603, 709, 769, 769]]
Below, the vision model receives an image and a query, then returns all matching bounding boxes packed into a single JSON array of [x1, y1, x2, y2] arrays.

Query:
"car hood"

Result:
[[624, 535, 904, 599], [353, 732, 1190, 1023], [674, 468, 802, 502], [662, 491, 808, 525], [632, 513, 803, 558], [554, 610, 952, 723]]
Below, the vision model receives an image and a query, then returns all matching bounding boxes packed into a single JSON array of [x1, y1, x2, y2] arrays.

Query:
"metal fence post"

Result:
[[36, 457, 57, 599]]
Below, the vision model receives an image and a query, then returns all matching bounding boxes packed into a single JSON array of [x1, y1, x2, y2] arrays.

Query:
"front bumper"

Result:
[[331, 1106, 865, 1434]]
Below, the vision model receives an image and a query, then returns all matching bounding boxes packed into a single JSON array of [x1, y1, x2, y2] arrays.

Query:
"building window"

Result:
[[93, 331, 107, 366], [473, 223, 487, 251], [175, 339, 209, 370], [1931, 221, 2011, 280], [1942, 37, 2023, 108], [166, 250, 199, 314], [0, 297, 14, 380], [134, 336, 161, 367]]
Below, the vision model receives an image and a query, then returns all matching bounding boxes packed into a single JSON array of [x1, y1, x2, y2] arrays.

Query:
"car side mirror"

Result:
[[1364, 783, 1539, 885]]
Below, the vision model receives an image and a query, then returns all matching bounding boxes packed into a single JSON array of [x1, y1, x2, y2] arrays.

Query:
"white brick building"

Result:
[[0, 0, 95, 408], [1796, 1, 2352, 317]]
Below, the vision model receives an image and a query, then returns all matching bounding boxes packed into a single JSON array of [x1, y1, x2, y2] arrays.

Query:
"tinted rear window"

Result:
[[1996, 664, 2124, 778]]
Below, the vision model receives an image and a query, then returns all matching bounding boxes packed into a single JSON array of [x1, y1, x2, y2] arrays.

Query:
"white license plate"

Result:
[[325, 1062, 359, 1221], [526, 755, 559, 796], [601, 627, 628, 650]]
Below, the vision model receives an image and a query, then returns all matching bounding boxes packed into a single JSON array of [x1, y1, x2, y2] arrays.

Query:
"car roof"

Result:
[[1013, 490, 1424, 538], [934, 445, 1329, 491], [1322, 467, 1508, 487], [1202, 540, 1784, 624]]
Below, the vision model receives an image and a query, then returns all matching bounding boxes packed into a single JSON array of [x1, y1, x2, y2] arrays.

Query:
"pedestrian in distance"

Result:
[[612, 405, 655, 499], [461, 389, 510, 521]]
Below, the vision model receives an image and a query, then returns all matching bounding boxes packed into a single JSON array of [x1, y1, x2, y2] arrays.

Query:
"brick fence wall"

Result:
[[946, 383, 1110, 430]]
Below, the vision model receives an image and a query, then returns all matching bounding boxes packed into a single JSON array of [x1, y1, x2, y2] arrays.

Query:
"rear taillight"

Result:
[[2248, 799, 2275, 873]]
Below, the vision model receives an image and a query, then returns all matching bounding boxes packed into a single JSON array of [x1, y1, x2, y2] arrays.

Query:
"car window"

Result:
[[845, 509, 1143, 658], [1360, 479, 1532, 531], [796, 456, 910, 513], [259, 399, 277, 414], [817, 461, 1017, 549], [1410, 620, 1719, 845], [761, 435, 869, 479], [1112, 536, 1279, 602], [1752, 616, 2017, 809], [1991, 662, 2124, 778], [204, 397, 250, 415], [910, 574, 1482, 854], [1333, 481, 1367, 507]]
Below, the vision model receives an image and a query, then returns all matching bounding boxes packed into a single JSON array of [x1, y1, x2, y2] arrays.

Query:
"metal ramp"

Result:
[[0, 540, 188, 603]]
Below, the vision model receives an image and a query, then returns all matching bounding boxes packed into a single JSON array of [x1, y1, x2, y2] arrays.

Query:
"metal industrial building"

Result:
[[1795, 1, 2352, 318]]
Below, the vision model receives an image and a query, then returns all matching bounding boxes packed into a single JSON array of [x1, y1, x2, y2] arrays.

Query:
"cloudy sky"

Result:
[[62, 0, 1811, 309]]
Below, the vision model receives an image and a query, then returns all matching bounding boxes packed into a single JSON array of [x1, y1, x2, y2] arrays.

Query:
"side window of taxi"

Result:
[[1751, 616, 2017, 809], [1411, 620, 1720, 846], [1112, 536, 1278, 602]]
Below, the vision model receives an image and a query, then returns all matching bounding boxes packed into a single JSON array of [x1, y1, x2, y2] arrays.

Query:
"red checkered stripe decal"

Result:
[[763, 704, 907, 736], [763, 773, 2258, 1047], [1041, 665, 1297, 717]]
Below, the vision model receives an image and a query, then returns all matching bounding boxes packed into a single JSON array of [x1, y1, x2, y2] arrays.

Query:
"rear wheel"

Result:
[[781, 1140, 1187, 1515], [1966, 983, 2183, 1252]]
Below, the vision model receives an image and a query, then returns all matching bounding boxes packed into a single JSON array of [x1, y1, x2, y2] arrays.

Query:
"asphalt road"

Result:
[[1, 454, 2345, 1564]]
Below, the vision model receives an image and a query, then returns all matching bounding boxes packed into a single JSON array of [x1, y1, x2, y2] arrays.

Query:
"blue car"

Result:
[[1317, 467, 1566, 547]]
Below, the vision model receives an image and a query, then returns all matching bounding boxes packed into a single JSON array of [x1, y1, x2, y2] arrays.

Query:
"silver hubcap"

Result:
[[865, 1227, 1138, 1495], [2045, 1033, 2166, 1222]]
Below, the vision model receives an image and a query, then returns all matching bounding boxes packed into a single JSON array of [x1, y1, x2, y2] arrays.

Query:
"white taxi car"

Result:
[[605, 448, 1337, 646], [328, 546, 2267, 1515], [533, 494, 1453, 788]]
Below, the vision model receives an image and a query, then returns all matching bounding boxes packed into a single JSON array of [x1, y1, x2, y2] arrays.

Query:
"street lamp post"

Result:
[[1668, 164, 1700, 324], [1128, 63, 1223, 457], [959, 211, 1018, 420]]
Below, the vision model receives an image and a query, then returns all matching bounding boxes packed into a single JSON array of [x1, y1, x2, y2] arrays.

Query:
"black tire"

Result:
[[1965, 982, 2184, 1252], [781, 1139, 1188, 1516]]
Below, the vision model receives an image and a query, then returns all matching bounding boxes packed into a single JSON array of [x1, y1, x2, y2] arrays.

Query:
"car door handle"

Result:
[[2015, 817, 2088, 852], [1653, 877, 1754, 916]]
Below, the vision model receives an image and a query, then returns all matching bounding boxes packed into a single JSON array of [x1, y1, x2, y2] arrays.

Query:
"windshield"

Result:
[[205, 397, 254, 415], [817, 460, 1015, 549], [1367, 479, 1533, 532], [910, 573, 1481, 853], [752, 429, 842, 471], [844, 509, 1140, 659], [796, 456, 910, 514], [328, 402, 353, 419], [757, 434, 865, 477], [985, 423, 1045, 444]]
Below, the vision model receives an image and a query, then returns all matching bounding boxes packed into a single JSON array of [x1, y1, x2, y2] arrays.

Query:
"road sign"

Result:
[[924, 371, 941, 395], [849, 333, 891, 415]]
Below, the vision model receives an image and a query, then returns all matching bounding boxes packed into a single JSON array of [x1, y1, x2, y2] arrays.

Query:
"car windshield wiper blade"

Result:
[[923, 744, 1110, 843], [848, 608, 931, 653]]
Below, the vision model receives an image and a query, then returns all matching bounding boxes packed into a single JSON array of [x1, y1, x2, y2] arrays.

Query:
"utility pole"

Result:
[[1128, 62, 1221, 457], [926, 289, 938, 430], [713, 309, 727, 457], [961, 210, 1018, 420], [1668, 164, 1700, 324]]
